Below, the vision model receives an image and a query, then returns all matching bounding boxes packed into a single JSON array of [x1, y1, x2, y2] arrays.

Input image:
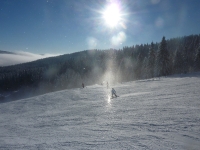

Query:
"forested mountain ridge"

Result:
[[1, 34, 200, 101]]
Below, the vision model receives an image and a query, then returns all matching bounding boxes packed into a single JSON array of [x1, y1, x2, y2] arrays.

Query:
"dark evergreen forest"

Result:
[[1, 34, 200, 101]]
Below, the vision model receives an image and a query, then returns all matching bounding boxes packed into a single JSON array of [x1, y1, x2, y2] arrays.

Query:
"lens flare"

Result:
[[87, 37, 98, 49], [107, 96, 111, 104], [111, 31, 126, 46], [155, 17, 164, 28], [151, 0, 160, 4]]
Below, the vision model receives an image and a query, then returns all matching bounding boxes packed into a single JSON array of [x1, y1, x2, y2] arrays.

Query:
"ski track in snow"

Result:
[[0, 73, 200, 149]]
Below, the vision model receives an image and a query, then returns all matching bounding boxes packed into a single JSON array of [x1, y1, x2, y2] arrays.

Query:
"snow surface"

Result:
[[0, 73, 200, 150]]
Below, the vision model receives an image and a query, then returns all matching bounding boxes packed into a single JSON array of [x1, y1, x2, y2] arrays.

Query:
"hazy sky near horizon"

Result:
[[0, 0, 200, 55]]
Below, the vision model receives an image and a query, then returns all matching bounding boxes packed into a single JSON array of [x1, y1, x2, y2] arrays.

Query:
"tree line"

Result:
[[0, 34, 200, 100]]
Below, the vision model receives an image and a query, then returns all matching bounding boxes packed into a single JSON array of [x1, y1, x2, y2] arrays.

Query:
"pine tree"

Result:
[[147, 42, 156, 78], [173, 49, 184, 74], [142, 57, 148, 79], [156, 36, 170, 76], [194, 47, 200, 71], [134, 53, 143, 79]]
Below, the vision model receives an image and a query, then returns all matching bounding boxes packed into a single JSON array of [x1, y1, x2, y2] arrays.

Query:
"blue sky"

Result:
[[0, 0, 200, 55]]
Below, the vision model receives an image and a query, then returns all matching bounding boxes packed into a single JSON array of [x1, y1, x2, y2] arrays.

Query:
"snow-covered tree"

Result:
[[147, 42, 156, 78], [142, 57, 148, 79], [155, 37, 170, 77], [194, 47, 200, 71], [173, 49, 184, 74], [134, 53, 143, 79]]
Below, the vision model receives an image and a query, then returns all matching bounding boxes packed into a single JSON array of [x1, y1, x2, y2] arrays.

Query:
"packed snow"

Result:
[[0, 73, 200, 149]]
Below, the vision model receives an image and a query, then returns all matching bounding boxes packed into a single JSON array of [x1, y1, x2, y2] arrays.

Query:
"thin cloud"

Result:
[[0, 51, 61, 67]]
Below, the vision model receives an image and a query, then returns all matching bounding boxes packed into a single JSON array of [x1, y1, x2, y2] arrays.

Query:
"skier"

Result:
[[82, 83, 84, 88], [111, 88, 117, 98]]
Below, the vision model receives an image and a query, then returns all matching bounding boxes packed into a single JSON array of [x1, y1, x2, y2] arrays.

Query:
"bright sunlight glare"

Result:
[[103, 3, 121, 28]]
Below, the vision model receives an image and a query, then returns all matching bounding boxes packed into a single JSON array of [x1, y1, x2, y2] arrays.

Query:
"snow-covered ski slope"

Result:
[[0, 73, 200, 150]]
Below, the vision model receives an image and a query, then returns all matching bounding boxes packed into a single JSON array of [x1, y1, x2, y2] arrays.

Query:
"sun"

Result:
[[103, 3, 121, 28]]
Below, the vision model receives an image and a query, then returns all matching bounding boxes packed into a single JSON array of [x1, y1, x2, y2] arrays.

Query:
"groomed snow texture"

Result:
[[0, 73, 200, 150]]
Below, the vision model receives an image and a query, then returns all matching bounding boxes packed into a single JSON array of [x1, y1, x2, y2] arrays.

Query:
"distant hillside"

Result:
[[0, 50, 16, 54], [0, 50, 60, 67], [0, 50, 91, 69], [0, 34, 200, 102]]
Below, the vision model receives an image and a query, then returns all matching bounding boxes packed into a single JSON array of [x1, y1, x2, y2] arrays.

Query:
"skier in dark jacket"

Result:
[[82, 83, 84, 88], [111, 88, 117, 98]]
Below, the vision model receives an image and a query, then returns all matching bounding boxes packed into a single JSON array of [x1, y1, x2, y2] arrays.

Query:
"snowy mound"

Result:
[[0, 73, 200, 149]]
